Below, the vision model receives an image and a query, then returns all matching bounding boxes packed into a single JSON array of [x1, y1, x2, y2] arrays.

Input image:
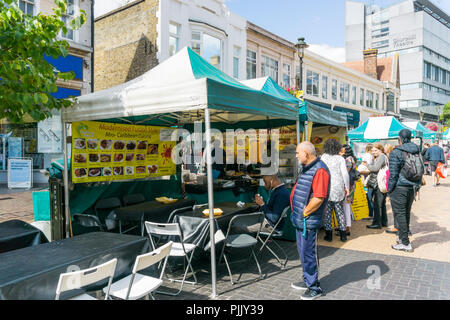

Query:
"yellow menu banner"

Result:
[[72, 121, 176, 183]]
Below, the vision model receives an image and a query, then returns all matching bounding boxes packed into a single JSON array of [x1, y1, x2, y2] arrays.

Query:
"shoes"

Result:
[[335, 231, 351, 236], [339, 230, 347, 242], [301, 288, 323, 300], [381, 224, 388, 227], [324, 230, 332, 242], [362, 217, 372, 221], [408, 231, 412, 236], [436, 183, 441, 186], [291, 281, 308, 291], [366, 224, 381, 229], [391, 243, 413, 252], [396, 237, 402, 244], [385, 228, 398, 234]]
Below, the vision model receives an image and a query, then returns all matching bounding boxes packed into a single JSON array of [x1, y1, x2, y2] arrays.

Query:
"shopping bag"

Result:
[[436, 163, 448, 179]]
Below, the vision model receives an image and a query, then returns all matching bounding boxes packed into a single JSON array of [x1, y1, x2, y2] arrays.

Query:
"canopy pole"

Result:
[[62, 121, 71, 239], [296, 119, 300, 176], [304, 121, 309, 141], [204, 108, 217, 298]]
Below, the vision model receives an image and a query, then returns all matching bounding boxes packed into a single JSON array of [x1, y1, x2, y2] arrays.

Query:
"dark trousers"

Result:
[[371, 187, 387, 226], [296, 228, 320, 291], [390, 186, 415, 245], [367, 188, 374, 217]]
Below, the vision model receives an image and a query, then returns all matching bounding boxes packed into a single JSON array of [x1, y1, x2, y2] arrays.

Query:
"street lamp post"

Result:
[[295, 37, 309, 141]]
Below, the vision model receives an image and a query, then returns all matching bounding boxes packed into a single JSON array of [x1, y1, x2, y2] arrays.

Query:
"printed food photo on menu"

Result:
[[102, 167, 112, 177], [126, 141, 136, 150], [125, 153, 134, 161], [88, 168, 101, 177], [87, 139, 98, 150], [114, 153, 124, 162], [148, 165, 158, 174], [114, 140, 125, 150], [100, 154, 111, 163], [125, 166, 134, 175], [74, 168, 87, 178], [113, 167, 124, 176], [89, 154, 99, 163], [100, 139, 112, 150], [136, 166, 146, 174], [74, 154, 87, 163], [74, 138, 86, 149], [136, 154, 146, 161], [137, 141, 147, 150], [147, 144, 158, 155]]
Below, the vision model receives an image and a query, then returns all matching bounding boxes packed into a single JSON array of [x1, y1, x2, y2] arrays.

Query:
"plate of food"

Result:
[[114, 140, 125, 150], [137, 141, 147, 150], [102, 167, 112, 177], [125, 153, 134, 161], [89, 154, 99, 163], [202, 208, 223, 217], [148, 165, 158, 174], [100, 140, 112, 150], [125, 166, 134, 175], [74, 168, 87, 178], [147, 144, 158, 155], [136, 154, 146, 161], [113, 167, 123, 175], [100, 154, 111, 162], [88, 168, 101, 177], [126, 141, 136, 150], [114, 153, 124, 162], [74, 154, 87, 163], [87, 139, 98, 150], [74, 138, 86, 149], [136, 166, 146, 174], [155, 197, 178, 204]]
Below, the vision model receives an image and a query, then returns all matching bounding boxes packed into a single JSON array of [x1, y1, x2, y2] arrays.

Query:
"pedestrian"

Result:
[[290, 141, 330, 300], [363, 143, 389, 229], [320, 139, 350, 242], [339, 144, 358, 236], [425, 140, 446, 186], [358, 143, 374, 219], [384, 144, 394, 157], [388, 129, 423, 252], [422, 143, 431, 176]]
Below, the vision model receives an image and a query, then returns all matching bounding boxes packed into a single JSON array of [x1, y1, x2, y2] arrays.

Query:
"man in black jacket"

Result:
[[387, 129, 420, 253]]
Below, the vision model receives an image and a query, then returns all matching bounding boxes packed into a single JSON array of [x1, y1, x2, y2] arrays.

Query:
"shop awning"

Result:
[[403, 121, 439, 140], [62, 47, 298, 123], [348, 116, 421, 141]]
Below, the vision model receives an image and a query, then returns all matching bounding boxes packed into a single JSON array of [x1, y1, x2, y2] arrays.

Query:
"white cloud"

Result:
[[307, 44, 346, 63]]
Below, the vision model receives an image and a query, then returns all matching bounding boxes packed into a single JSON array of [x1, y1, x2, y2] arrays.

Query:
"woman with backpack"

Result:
[[362, 143, 389, 229]]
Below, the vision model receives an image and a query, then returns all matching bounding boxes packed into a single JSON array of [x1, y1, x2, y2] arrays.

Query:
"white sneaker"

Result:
[[391, 243, 413, 252], [396, 237, 402, 244]]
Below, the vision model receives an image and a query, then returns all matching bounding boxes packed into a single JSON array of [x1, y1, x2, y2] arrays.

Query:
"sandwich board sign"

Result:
[[8, 158, 33, 189]]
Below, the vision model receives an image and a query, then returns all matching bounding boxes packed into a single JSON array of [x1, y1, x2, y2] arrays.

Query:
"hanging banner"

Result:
[[71, 121, 176, 184], [310, 125, 346, 155]]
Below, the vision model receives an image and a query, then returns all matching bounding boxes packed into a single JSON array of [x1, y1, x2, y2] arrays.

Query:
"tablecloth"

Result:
[[0, 232, 150, 300], [0, 220, 49, 254]]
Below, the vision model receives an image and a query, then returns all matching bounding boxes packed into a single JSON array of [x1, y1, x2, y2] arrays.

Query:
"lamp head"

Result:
[[295, 37, 309, 59]]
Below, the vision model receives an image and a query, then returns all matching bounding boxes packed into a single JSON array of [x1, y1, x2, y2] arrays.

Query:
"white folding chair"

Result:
[[104, 242, 172, 300], [55, 258, 118, 300], [145, 221, 197, 296], [257, 206, 290, 269]]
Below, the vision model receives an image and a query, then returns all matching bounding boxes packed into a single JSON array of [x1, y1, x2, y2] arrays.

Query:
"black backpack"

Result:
[[401, 152, 424, 182], [348, 167, 360, 186]]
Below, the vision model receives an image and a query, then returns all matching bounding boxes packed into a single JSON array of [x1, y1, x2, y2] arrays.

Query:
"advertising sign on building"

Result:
[[71, 121, 177, 183], [8, 158, 33, 189]]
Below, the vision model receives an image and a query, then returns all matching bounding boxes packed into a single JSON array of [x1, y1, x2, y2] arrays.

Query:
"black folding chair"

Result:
[[73, 213, 105, 233], [123, 193, 146, 206], [256, 206, 290, 269], [218, 212, 265, 285]]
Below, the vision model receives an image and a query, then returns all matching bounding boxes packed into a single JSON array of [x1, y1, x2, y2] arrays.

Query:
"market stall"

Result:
[[403, 121, 441, 142], [442, 128, 450, 140], [61, 47, 299, 297]]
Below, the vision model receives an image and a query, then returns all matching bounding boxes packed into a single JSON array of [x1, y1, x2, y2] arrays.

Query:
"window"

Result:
[[322, 76, 328, 99], [233, 46, 241, 79], [432, 65, 439, 82], [352, 86, 356, 104], [424, 62, 431, 79], [372, 40, 389, 48], [246, 50, 257, 79], [366, 90, 374, 108], [332, 79, 337, 100], [169, 22, 180, 57], [306, 70, 319, 97], [261, 56, 278, 83], [360, 88, 364, 106], [440, 68, 446, 85], [61, 0, 75, 40], [375, 93, 379, 109], [340, 82, 349, 103], [191, 31, 222, 70], [340, 82, 345, 102], [282, 64, 291, 87], [371, 27, 389, 39], [19, 0, 34, 15]]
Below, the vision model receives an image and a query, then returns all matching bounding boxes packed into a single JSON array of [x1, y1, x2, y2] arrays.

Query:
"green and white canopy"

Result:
[[403, 121, 438, 140], [62, 47, 298, 123], [348, 116, 420, 141], [443, 128, 450, 140]]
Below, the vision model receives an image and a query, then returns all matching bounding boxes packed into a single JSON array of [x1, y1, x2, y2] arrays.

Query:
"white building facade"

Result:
[[157, 0, 247, 79], [345, 0, 450, 111]]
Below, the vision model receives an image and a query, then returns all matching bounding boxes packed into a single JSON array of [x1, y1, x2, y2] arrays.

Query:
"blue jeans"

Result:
[[296, 228, 321, 292], [367, 188, 374, 217]]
